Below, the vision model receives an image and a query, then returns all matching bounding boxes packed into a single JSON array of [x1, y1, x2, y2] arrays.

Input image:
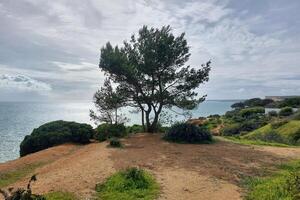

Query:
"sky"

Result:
[[0, 0, 299, 102]]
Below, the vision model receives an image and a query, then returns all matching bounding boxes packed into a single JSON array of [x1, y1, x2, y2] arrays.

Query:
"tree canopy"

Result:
[[97, 25, 211, 132]]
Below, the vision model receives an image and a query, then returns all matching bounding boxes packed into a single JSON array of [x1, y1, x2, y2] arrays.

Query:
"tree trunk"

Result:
[[141, 109, 145, 131], [115, 108, 118, 124]]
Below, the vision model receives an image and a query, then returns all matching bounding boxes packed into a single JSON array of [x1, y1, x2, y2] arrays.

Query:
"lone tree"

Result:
[[90, 79, 127, 125], [98, 25, 211, 132]]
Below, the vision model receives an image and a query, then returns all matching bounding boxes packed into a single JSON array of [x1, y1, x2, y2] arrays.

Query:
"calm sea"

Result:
[[0, 100, 237, 163]]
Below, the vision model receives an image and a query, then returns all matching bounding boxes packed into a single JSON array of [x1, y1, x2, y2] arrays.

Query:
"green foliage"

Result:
[[279, 106, 294, 116], [221, 123, 241, 136], [221, 107, 269, 136], [95, 123, 127, 141], [95, 168, 159, 200], [90, 79, 127, 125], [109, 137, 122, 148], [163, 122, 212, 143], [20, 121, 93, 157], [293, 110, 300, 120], [44, 192, 78, 200], [244, 121, 300, 145], [278, 97, 300, 108], [126, 124, 144, 134], [268, 110, 278, 117], [99, 25, 211, 132], [239, 107, 265, 118], [202, 116, 222, 130], [245, 160, 300, 200], [270, 119, 289, 129]]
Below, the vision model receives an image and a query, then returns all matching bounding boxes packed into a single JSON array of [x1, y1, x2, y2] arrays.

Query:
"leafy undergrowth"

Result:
[[96, 168, 160, 200], [245, 160, 300, 200], [0, 162, 45, 188], [222, 136, 292, 147], [44, 191, 78, 200]]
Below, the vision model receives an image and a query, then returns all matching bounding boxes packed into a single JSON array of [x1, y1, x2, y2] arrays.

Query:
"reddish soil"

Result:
[[1, 134, 300, 200]]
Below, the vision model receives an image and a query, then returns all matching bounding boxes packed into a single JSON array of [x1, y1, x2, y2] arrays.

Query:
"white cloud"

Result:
[[0, 74, 51, 92]]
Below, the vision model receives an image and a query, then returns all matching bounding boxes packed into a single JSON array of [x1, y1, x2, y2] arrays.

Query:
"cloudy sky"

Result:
[[0, 0, 299, 102]]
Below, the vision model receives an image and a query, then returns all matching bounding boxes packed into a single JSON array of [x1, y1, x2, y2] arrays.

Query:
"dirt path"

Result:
[[1, 134, 300, 200]]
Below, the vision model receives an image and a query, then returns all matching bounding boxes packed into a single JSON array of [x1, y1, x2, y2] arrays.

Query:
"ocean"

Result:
[[0, 100, 237, 163]]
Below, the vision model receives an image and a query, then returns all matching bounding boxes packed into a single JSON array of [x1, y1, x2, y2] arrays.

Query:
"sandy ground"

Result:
[[1, 134, 300, 200]]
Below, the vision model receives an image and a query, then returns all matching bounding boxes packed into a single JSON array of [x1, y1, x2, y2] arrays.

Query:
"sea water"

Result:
[[0, 100, 237, 163]]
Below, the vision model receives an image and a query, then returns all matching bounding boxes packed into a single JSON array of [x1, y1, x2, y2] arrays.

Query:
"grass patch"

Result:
[[243, 120, 300, 145], [45, 191, 78, 200], [96, 168, 160, 200], [221, 136, 292, 147], [245, 160, 300, 200], [0, 162, 45, 188]]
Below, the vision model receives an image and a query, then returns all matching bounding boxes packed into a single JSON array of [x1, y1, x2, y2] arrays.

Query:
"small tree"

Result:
[[98, 25, 211, 132], [90, 79, 127, 125]]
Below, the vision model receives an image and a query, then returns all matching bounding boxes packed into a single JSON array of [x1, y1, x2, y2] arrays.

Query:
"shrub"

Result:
[[109, 137, 122, 148], [96, 168, 159, 200], [279, 107, 294, 116], [95, 123, 127, 141], [239, 107, 265, 118], [221, 123, 241, 136], [292, 110, 300, 120], [268, 110, 278, 117], [270, 119, 288, 129], [20, 121, 93, 157], [126, 124, 144, 134], [163, 123, 212, 143]]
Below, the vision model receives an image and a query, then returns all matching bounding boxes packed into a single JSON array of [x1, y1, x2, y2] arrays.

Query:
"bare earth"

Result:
[[1, 134, 300, 200]]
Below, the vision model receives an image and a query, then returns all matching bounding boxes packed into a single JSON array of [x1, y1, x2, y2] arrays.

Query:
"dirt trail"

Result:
[[1, 134, 300, 200]]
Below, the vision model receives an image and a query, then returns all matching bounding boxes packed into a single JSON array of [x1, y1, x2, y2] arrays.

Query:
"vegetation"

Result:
[[163, 122, 212, 143], [94, 123, 127, 141], [277, 97, 300, 108], [20, 121, 94, 156], [245, 160, 300, 200], [109, 138, 122, 148], [44, 192, 78, 200], [231, 98, 274, 109], [243, 120, 300, 145], [0, 163, 45, 188], [221, 107, 269, 136], [222, 136, 290, 147], [95, 168, 159, 200], [126, 124, 144, 134], [279, 106, 294, 116], [97, 25, 211, 132], [0, 175, 45, 200], [90, 79, 127, 125]]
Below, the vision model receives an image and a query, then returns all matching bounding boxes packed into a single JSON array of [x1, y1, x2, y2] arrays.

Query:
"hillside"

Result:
[[243, 120, 300, 145], [1, 134, 300, 199]]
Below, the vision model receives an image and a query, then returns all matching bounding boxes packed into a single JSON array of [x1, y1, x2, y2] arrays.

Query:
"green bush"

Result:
[[126, 124, 144, 134], [221, 123, 241, 136], [239, 107, 265, 118], [20, 121, 93, 157], [293, 110, 300, 120], [270, 119, 288, 129], [96, 168, 159, 200], [279, 107, 294, 116], [268, 110, 278, 117], [95, 123, 127, 141], [163, 123, 212, 143], [109, 138, 122, 148]]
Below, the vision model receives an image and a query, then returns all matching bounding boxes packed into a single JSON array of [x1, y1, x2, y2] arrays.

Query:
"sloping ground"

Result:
[[243, 120, 300, 144], [1, 134, 300, 200]]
